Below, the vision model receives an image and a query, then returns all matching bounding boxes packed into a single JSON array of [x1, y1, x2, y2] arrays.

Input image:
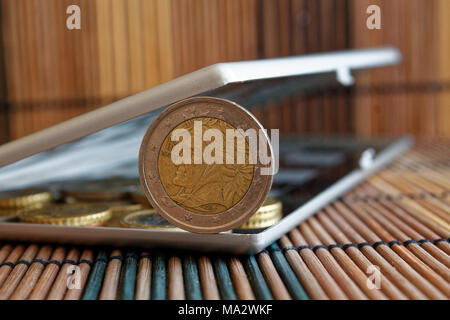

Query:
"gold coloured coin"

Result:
[[0, 188, 52, 208], [19, 204, 111, 226], [139, 97, 273, 233], [235, 198, 282, 230], [120, 210, 182, 231]]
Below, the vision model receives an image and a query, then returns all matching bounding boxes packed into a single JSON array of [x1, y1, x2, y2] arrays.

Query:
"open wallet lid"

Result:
[[0, 47, 401, 171]]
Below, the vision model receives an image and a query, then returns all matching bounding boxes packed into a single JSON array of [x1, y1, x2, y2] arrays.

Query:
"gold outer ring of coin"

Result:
[[19, 204, 112, 226], [0, 189, 53, 208], [120, 209, 181, 231], [139, 96, 274, 234]]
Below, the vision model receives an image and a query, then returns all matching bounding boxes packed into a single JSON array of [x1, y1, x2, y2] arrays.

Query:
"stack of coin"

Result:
[[234, 198, 282, 232], [0, 188, 53, 221], [120, 209, 183, 231], [19, 203, 112, 226]]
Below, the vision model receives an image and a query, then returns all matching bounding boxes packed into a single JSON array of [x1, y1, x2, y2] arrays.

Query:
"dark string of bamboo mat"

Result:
[[0, 141, 449, 300]]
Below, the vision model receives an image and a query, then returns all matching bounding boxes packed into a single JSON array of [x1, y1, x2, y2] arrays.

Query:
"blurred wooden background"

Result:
[[0, 0, 449, 144]]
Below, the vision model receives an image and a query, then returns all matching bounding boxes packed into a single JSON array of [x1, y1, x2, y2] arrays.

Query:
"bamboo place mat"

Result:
[[0, 140, 449, 300]]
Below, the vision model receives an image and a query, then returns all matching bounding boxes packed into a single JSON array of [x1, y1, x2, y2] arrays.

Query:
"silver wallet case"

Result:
[[0, 47, 411, 254]]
